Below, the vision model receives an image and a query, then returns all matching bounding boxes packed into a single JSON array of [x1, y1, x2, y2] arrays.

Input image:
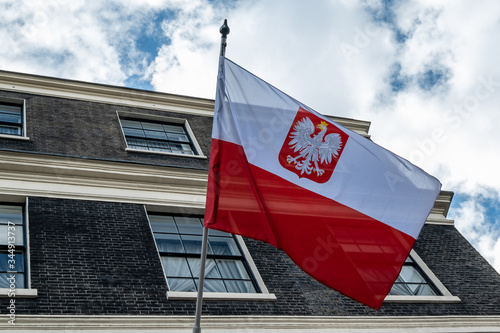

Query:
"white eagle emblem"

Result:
[[286, 117, 343, 176]]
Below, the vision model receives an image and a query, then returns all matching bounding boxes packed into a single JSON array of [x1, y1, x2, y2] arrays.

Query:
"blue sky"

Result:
[[1, 0, 499, 273]]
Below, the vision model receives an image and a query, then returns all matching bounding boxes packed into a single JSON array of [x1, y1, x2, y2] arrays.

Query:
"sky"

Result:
[[1, 0, 499, 273]]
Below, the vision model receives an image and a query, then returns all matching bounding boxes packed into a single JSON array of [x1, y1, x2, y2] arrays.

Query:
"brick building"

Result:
[[0, 69, 499, 332]]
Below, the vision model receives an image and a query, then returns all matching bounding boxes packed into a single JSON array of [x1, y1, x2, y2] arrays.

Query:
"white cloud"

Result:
[[449, 189, 500, 273], [146, 0, 223, 98], [0, 0, 167, 85]]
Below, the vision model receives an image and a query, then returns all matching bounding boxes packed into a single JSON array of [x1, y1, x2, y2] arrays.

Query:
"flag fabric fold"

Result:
[[204, 56, 442, 309]]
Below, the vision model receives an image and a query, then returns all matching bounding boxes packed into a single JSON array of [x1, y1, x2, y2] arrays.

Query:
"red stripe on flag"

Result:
[[205, 139, 415, 309]]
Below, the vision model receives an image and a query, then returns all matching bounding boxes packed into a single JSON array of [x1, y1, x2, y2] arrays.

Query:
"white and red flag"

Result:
[[204, 57, 441, 309]]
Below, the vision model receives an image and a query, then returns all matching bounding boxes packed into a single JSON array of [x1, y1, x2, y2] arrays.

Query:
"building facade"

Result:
[[0, 70, 499, 332]]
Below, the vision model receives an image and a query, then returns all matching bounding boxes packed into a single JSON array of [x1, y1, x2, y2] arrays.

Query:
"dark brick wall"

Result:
[[2, 197, 499, 316], [412, 224, 500, 315], [15, 197, 168, 314], [0, 90, 212, 169]]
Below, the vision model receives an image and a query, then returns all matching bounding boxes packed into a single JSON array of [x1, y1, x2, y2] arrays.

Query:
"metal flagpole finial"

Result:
[[219, 19, 230, 56], [220, 19, 230, 38]]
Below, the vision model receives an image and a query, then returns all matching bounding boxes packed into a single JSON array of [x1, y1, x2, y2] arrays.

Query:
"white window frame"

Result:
[[0, 196, 37, 298], [0, 97, 29, 141], [384, 250, 460, 303], [117, 111, 206, 159], [145, 207, 276, 301]]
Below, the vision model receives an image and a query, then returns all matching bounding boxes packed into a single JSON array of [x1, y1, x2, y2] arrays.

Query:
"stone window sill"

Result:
[[0, 288, 38, 298], [0, 134, 29, 141], [167, 291, 277, 301], [384, 295, 461, 303], [125, 148, 207, 159]]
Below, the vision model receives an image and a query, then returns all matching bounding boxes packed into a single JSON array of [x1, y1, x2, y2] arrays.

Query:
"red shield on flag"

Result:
[[278, 108, 349, 183]]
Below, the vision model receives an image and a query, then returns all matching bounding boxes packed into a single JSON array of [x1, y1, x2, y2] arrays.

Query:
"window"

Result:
[[389, 254, 440, 296], [0, 204, 26, 289], [149, 214, 263, 295], [0, 101, 24, 137], [120, 117, 198, 155], [384, 250, 460, 303]]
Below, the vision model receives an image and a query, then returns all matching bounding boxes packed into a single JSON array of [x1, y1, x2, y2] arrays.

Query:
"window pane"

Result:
[[161, 257, 191, 278], [399, 266, 426, 283], [170, 142, 194, 154], [120, 119, 142, 128], [0, 205, 23, 225], [150, 147, 172, 153], [0, 104, 22, 114], [167, 133, 189, 142], [188, 258, 222, 279], [168, 277, 197, 292], [0, 253, 24, 272], [129, 145, 147, 150], [127, 138, 148, 147], [149, 215, 177, 233], [409, 283, 438, 296], [225, 280, 256, 293], [181, 143, 193, 151], [0, 111, 22, 124], [217, 260, 250, 280], [155, 234, 184, 253], [209, 236, 241, 256], [162, 124, 185, 133], [389, 283, 413, 295], [144, 130, 167, 140], [0, 273, 24, 288], [202, 279, 226, 292], [180, 235, 203, 254], [207, 227, 232, 237], [123, 127, 145, 138], [148, 140, 170, 151], [175, 217, 203, 235], [0, 125, 21, 135], [149, 148, 172, 153], [0, 225, 24, 246], [141, 122, 164, 131]]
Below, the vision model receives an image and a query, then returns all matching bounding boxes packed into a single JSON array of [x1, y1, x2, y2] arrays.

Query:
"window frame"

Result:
[[0, 97, 29, 141], [145, 209, 275, 301], [384, 250, 460, 303], [0, 197, 37, 298], [117, 111, 206, 159]]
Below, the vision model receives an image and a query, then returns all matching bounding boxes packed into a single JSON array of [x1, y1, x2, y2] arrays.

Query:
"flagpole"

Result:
[[191, 222, 209, 333], [192, 19, 230, 333]]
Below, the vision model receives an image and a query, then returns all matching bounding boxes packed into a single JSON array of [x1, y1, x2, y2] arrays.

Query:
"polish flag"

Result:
[[204, 57, 441, 309]]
